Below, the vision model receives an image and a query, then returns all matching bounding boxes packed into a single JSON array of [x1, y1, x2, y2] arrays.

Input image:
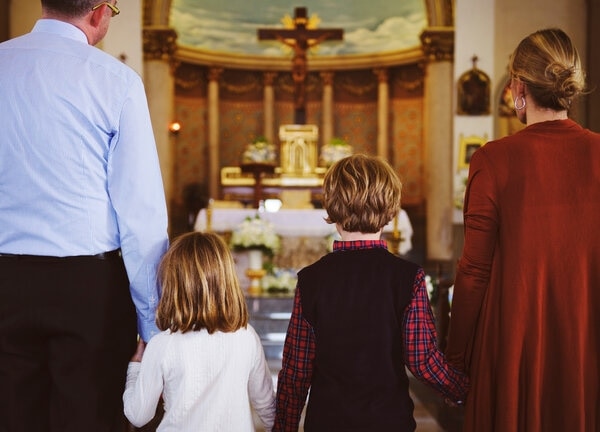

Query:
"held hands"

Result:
[[444, 397, 463, 408], [130, 338, 146, 362]]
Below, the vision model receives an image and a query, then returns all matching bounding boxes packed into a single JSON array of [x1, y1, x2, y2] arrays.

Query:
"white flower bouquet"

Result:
[[242, 137, 277, 164], [230, 215, 281, 256], [320, 137, 353, 167], [262, 268, 298, 293]]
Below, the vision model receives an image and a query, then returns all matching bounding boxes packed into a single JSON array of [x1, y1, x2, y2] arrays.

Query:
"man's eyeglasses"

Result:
[[92, 2, 120, 17]]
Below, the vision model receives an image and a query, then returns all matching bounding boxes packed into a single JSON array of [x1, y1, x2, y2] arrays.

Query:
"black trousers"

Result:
[[0, 252, 137, 432]]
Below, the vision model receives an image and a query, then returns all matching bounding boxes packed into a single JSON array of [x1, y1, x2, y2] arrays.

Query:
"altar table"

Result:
[[194, 207, 413, 254]]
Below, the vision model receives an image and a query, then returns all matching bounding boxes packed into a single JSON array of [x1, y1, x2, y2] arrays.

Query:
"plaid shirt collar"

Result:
[[332, 239, 388, 252]]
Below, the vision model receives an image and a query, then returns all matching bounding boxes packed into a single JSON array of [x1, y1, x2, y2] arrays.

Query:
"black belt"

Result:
[[0, 249, 122, 260]]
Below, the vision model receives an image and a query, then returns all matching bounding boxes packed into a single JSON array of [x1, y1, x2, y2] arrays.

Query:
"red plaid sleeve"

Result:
[[273, 286, 316, 432], [403, 268, 469, 403]]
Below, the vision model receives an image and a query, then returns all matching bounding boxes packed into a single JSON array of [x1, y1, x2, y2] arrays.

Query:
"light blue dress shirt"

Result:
[[0, 19, 169, 341]]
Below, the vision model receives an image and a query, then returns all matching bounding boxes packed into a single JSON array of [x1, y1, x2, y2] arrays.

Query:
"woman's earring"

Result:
[[514, 96, 526, 110]]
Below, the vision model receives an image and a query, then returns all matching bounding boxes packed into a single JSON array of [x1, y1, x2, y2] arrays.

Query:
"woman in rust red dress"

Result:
[[446, 28, 600, 432]]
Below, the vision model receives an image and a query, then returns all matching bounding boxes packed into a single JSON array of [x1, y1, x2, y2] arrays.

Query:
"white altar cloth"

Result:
[[194, 208, 413, 255]]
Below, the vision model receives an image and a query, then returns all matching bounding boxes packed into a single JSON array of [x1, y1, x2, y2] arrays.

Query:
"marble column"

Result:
[[262, 72, 277, 145], [320, 71, 335, 147], [208, 67, 223, 200], [374, 68, 390, 159], [420, 28, 455, 261], [143, 27, 177, 221]]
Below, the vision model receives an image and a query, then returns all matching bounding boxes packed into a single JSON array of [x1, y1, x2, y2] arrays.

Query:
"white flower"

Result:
[[320, 143, 353, 166], [230, 215, 280, 255], [242, 140, 277, 164], [261, 268, 298, 292]]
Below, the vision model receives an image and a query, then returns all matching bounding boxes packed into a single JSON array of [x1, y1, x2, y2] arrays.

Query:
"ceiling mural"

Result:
[[170, 0, 427, 57]]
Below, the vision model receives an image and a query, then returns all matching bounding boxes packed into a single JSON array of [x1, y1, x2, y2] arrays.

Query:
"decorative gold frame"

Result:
[[458, 133, 488, 169]]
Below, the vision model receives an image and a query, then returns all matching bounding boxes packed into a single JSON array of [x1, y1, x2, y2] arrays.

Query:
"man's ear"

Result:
[[89, 5, 105, 28]]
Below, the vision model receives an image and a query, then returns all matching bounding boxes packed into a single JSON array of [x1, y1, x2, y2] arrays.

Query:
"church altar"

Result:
[[194, 207, 412, 251], [194, 207, 413, 274]]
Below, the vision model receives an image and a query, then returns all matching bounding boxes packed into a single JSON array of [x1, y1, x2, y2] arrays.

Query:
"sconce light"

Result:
[[169, 121, 181, 135]]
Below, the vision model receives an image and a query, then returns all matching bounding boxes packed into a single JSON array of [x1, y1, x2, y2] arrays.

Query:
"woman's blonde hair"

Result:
[[156, 232, 248, 333], [509, 28, 586, 111], [323, 154, 402, 233]]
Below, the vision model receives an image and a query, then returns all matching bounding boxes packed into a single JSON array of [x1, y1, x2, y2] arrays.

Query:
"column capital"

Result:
[[420, 27, 454, 62], [373, 68, 389, 83], [143, 27, 178, 61], [319, 71, 335, 86], [208, 67, 224, 82], [263, 71, 278, 86]]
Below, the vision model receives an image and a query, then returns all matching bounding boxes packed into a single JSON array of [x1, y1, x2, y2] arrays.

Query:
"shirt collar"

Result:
[[32, 19, 88, 44], [332, 239, 388, 252]]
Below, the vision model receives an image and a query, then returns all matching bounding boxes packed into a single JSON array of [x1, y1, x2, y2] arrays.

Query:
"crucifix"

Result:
[[258, 7, 343, 124]]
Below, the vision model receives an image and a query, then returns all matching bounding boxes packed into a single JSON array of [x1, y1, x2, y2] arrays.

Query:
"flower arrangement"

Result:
[[262, 268, 298, 293], [230, 215, 281, 256], [242, 136, 277, 164], [320, 137, 353, 167]]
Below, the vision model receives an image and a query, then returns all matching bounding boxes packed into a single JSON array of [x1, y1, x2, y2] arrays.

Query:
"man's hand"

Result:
[[130, 339, 146, 362]]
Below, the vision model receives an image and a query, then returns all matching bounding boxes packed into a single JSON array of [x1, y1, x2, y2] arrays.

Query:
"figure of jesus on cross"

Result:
[[258, 7, 343, 124]]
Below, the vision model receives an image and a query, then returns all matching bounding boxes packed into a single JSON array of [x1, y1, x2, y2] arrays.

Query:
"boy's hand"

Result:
[[444, 397, 463, 408]]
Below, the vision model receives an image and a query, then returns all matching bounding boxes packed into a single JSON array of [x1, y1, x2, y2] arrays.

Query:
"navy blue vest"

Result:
[[298, 247, 419, 431]]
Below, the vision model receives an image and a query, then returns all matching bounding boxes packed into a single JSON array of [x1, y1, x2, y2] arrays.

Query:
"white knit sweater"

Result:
[[123, 325, 275, 431]]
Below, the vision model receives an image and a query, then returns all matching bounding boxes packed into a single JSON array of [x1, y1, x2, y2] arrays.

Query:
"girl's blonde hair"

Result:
[[323, 153, 402, 233], [156, 232, 248, 333]]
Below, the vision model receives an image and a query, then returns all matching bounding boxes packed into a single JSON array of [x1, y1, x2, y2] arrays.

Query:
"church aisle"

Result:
[[253, 362, 458, 432], [253, 389, 448, 432], [127, 364, 461, 431]]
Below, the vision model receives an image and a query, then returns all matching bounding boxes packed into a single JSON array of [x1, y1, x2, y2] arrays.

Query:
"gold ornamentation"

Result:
[[393, 65, 425, 93], [337, 76, 376, 96], [143, 27, 177, 61], [221, 74, 262, 94], [279, 124, 319, 176], [246, 268, 267, 295], [174, 63, 204, 90], [420, 28, 454, 62]]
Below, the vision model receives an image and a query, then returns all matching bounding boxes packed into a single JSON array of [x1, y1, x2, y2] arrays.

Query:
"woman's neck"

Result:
[[526, 105, 568, 126]]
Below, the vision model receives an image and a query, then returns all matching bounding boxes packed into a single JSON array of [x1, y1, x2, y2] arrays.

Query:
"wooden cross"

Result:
[[258, 7, 343, 124]]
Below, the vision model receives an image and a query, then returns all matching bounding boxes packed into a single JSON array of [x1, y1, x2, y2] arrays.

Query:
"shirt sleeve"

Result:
[[107, 76, 169, 342], [403, 268, 469, 403], [122, 336, 165, 427], [248, 326, 276, 431], [273, 286, 315, 432], [445, 149, 498, 372]]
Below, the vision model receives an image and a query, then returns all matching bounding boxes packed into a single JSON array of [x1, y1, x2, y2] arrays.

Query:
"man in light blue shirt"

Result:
[[0, 1, 169, 430]]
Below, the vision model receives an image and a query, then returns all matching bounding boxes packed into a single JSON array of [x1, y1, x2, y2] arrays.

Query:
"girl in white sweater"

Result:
[[123, 232, 275, 431]]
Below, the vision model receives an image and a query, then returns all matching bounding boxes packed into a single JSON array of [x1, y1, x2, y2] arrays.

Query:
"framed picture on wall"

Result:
[[458, 134, 488, 169]]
